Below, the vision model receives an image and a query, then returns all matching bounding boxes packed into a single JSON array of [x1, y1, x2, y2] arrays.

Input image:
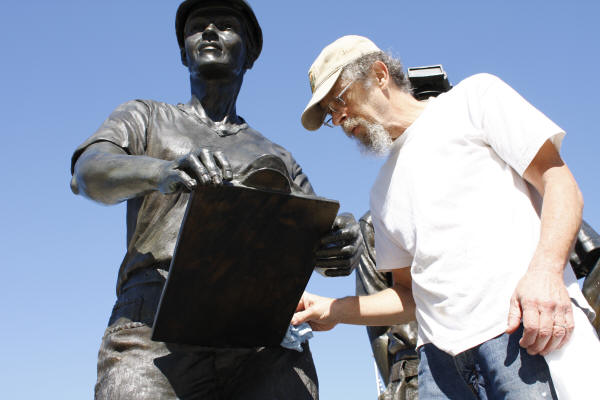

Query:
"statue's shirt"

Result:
[[72, 99, 313, 294]]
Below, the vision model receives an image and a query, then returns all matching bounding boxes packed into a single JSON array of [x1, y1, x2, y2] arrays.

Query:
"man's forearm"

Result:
[[530, 165, 583, 274], [332, 284, 416, 326]]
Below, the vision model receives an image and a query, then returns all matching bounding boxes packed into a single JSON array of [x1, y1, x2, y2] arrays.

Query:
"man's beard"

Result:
[[342, 117, 392, 156]]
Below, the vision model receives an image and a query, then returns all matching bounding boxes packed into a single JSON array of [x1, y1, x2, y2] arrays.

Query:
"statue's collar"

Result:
[[179, 98, 249, 137]]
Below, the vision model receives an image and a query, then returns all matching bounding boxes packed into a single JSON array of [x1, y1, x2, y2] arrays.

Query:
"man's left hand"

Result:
[[315, 212, 363, 277], [506, 267, 574, 356]]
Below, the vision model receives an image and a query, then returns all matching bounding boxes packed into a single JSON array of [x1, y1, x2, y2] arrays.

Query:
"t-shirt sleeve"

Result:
[[372, 213, 412, 271], [474, 74, 565, 176], [71, 100, 151, 173]]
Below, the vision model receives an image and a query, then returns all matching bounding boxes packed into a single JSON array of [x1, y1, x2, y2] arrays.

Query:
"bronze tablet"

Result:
[[152, 183, 339, 347]]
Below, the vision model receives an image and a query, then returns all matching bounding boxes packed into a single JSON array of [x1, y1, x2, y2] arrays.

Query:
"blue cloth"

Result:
[[280, 323, 313, 352], [417, 325, 558, 399]]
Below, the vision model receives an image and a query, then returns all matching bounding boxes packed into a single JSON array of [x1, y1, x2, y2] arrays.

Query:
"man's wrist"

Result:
[[528, 252, 568, 275], [330, 296, 354, 325]]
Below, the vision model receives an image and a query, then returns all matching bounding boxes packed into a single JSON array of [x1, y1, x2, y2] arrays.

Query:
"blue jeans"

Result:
[[417, 325, 557, 399]]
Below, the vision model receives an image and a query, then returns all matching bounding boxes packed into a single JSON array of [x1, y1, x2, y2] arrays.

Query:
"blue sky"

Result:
[[1, 1, 599, 398]]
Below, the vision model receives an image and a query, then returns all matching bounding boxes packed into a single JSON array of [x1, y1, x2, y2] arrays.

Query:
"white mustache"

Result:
[[342, 117, 392, 155]]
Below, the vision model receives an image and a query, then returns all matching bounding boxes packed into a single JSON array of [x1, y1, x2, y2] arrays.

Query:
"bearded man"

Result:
[[293, 35, 600, 399]]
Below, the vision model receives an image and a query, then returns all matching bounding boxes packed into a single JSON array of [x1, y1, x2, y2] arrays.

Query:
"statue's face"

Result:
[[182, 8, 248, 79]]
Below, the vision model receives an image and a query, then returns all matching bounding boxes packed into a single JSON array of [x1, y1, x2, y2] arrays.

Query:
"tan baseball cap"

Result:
[[301, 35, 381, 131]]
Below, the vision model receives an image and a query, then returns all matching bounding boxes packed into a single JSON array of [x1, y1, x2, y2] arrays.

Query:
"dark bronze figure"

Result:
[[70, 1, 361, 398], [572, 221, 600, 334]]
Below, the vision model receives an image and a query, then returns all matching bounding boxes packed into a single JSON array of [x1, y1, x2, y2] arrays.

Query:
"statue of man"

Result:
[[70, 1, 360, 398]]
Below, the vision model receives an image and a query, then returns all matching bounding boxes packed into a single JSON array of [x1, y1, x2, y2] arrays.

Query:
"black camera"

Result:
[[408, 65, 452, 100]]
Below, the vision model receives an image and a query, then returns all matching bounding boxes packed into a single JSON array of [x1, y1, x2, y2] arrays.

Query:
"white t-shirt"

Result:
[[370, 73, 590, 356]]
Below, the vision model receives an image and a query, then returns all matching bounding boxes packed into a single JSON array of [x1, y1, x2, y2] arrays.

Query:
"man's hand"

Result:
[[506, 267, 574, 356], [157, 148, 232, 194], [292, 292, 339, 331], [315, 212, 364, 277]]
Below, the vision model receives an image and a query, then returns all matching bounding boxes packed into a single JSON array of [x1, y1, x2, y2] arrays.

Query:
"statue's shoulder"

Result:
[[118, 98, 184, 114], [108, 98, 165, 116]]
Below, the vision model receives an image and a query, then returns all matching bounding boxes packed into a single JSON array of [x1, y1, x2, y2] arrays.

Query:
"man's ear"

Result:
[[180, 48, 188, 67], [372, 61, 389, 89]]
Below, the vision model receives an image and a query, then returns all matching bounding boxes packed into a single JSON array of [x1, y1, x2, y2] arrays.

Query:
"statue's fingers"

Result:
[[171, 170, 197, 192], [198, 149, 222, 184], [315, 257, 354, 269], [182, 154, 210, 185], [324, 267, 352, 277], [213, 151, 233, 181], [320, 228, 358, 245], [316, 244, 359, 259], [332, 212, 355, 228]]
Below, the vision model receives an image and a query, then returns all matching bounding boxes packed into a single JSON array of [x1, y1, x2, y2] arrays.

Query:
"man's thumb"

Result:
[[291, 310, 311, 326]]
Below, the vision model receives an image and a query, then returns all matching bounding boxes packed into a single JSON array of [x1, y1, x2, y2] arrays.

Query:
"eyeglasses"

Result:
[[323, 79, 356, 128]]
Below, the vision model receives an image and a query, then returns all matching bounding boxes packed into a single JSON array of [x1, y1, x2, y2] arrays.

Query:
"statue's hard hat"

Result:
[[301, 35, 381, 131], [175, 0, 263, 68]]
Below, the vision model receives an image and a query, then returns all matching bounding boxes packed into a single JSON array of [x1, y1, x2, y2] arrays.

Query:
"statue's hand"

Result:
[[156, 149, 233, 194], [315, 212, 364, 277]]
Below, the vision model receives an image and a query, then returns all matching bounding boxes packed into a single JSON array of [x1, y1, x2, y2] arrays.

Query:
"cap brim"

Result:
[[301, 69, 343, 131]]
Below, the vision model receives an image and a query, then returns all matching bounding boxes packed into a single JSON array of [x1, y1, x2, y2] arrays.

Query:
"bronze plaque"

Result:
[[152, 184, 339, 347]]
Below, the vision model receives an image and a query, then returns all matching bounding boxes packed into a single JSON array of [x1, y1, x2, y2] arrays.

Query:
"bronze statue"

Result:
[[572, 221, 600, 333], [70, 1, 360, 398]]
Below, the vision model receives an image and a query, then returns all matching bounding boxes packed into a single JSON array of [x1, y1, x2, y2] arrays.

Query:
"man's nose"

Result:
[[332, 109, 347, 126]]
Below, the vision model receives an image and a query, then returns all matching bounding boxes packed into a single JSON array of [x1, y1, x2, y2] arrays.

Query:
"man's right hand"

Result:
[[157, 148, 233, 194], [291, 291, 339, 331]]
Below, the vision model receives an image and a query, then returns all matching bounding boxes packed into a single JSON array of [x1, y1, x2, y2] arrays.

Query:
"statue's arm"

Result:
[[71, 141, 232, 205], [71, 141, 171, 204]]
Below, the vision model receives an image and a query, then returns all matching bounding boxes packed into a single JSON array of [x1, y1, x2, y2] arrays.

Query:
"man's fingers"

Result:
[[295, 292, 308, 312], [519, 302, 540, 349], [560, 306, 575, 347], [213, 151, 233, 181], [550, 305, 575, 353], [541, 324, 567, 355], [506, 295, 522, 334], [527, 306, 553, 354], [291, 309, 312, 326], [198, 148, 222, 184]]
